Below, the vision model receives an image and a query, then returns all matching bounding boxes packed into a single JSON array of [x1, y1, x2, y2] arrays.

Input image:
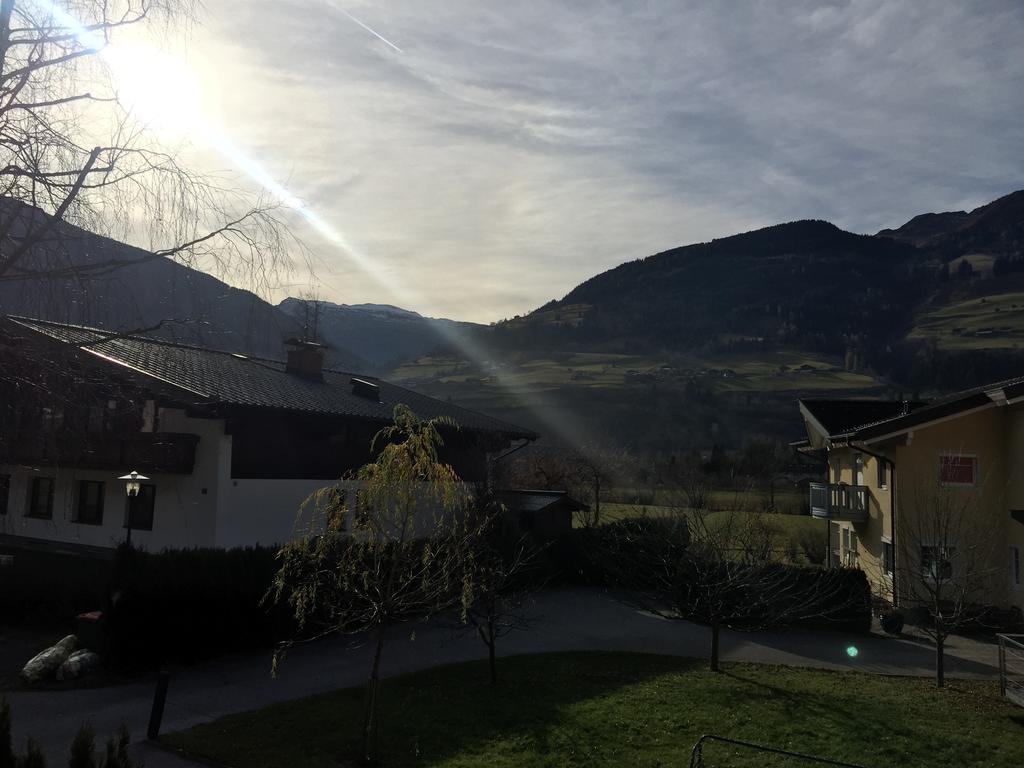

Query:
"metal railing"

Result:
[[809, 483, 869, 521], [689, 735, 869, 767], [997, 634, 1024, 707]]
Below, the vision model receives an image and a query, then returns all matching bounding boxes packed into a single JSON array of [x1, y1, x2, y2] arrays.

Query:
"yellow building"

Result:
[[797, 377, 1024, 616]]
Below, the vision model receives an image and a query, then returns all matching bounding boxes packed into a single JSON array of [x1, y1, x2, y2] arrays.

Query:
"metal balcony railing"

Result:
[[998, 634, 1024, 708], [809, 482, 869, 522]]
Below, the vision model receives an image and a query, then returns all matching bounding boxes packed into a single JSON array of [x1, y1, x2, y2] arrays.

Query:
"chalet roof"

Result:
[[5, 316, 537, 440], [497, 489, 590, 514], [800, 373, 1024, 444]]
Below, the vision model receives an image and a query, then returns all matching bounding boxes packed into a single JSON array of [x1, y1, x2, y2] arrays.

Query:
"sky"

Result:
[[165, 0, 1024, 322]]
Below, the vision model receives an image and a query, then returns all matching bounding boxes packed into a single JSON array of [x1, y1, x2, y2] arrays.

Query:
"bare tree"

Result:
[[504, 443, 630, 527], [898, 477, 1003, 687], [0, 0, 296, 321], [270, 406, 483, 765], [456, 494, 542, 685]]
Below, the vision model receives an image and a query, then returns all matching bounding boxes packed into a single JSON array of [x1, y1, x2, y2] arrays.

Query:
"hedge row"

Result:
[[105, 544, 294, 670], [551, 519, 872, 633]]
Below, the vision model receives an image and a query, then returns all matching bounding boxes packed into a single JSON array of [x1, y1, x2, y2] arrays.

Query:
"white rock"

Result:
[[56, 649, 101, 681], [20, 634, 78, 683]]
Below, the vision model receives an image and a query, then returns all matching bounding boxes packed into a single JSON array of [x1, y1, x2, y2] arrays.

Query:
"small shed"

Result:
[[497, 490, 589, 539]]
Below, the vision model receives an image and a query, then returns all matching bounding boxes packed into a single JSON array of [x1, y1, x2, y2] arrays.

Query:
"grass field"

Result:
[[388, 347, 885, 452], [390, 348, 881, 396], [164, 652, 1024, 767], [598, 505, 826, 563], [909, 291, 1024, 350]]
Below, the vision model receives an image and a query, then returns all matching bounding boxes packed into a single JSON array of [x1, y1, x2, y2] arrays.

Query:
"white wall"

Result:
[[0, 409, 227, 551], [1, 409, 481, 551], [214, 478, 336, 549]]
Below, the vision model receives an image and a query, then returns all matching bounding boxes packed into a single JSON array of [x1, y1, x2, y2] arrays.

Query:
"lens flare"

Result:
[[36, 0, 600, 450]]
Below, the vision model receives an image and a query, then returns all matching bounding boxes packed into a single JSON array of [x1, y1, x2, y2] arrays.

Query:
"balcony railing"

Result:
[[809, 482, 869, 522], [0, 431, 199, 474]]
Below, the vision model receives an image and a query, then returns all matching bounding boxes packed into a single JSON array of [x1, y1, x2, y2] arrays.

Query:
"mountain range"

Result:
[[2, 189, 1022, 451]]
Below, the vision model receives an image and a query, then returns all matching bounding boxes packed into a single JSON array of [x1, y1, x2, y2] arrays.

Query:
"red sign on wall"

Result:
[[939, 455, 976, 485]]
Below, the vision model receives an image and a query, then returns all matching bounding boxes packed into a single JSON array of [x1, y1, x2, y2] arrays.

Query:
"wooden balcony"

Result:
[[0, 431, 199, 474], [809, 482, 869, 522]]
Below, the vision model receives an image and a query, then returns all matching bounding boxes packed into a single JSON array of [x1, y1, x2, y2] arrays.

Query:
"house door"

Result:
[[855, 455, 865, 486], [829, 522, 841, 568]]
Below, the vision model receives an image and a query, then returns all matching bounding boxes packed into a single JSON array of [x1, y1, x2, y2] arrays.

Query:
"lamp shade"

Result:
[[117, 470, 149, 497]]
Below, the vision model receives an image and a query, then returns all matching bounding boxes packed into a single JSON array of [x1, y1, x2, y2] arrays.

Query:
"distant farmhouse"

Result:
[[796, 377, 1024, 615], [0, 316, 537, 551]]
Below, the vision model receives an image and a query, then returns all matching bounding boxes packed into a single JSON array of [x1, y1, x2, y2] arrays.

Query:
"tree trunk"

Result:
[[935, 636, 945, 688], [361, 623, 387, 765], [710, 619, 721, 672], [487, 619, 497, 685]]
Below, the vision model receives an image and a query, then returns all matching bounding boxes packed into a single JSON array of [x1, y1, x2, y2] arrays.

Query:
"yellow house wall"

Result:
[[826, 446, 893, 602], [818, 402, 1024, 613], [893, 404, 1020, 612]]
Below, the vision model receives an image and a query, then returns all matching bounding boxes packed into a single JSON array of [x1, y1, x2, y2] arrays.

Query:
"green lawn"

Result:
[[164, 652, 1023, 767], [597, 506, 826, 563]]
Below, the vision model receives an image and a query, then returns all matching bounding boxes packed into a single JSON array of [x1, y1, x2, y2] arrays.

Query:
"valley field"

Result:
[[389, 347, 887, 451], [909, 291, 1024, 350]]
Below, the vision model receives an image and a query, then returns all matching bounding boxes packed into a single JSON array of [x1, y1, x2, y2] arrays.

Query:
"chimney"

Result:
[[285, 338, 325, 381]]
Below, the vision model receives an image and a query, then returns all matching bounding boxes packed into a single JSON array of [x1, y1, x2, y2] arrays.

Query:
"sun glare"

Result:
[[105, 43, 205, 136]]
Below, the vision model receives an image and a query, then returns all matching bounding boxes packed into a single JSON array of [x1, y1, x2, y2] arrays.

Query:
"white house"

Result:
[[0, 316, 536, 551]]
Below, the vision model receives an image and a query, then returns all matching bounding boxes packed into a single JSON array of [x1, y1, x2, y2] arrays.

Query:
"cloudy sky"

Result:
[[174, 0, 1023, 322]]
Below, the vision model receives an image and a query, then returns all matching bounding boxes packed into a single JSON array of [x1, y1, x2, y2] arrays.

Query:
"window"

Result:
[[27, 477, 54, 519], [75, 481, 105, 525], [1012, 547, 1021, 590], [842, 528, 857, 565], [877, 460, 888, 489], [125, 484, 156, 531], [939, 454, 976, 485], [0, 474, 9, 515], [921, 546, 954, 580], [882, 540, 894, 578]]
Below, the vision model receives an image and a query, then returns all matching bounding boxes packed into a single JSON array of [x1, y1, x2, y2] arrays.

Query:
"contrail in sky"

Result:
[[38, 0, 602, 450], [328, 3, 404, 53]]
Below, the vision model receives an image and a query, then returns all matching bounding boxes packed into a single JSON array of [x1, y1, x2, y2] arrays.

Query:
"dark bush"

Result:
[[0, 546, 110, 628], [764, 566, 872, 633], [0, 697, 13, 768], [105, 544, 295, 670], [880, 612, 905, 635], [553, 516, 690, 586]]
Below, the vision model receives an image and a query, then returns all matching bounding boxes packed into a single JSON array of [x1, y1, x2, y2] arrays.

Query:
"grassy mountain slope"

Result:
[[392, 191, 1024, 453], [278, 298, 482, 369], [0, 199, 365, 367]]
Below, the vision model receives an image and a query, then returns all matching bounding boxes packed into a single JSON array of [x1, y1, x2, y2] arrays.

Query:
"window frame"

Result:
[[0, 473, 10, 516], [125, 483, 156, 531], [938, 453, 977, 487], [881, 537, 894, 579], [877, 460, 888, 490], [920, 545, 955, 581], [26, 477, 55, 520], [75, 480, 105, 526], [1012, 546, 1021, 591]]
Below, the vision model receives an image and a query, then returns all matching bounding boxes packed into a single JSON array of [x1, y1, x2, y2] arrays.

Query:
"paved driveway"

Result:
[[3, 587, 1002, 765]]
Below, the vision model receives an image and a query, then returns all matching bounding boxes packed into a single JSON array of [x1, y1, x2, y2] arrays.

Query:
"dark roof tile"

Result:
[[8, 316, 536, 439]]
